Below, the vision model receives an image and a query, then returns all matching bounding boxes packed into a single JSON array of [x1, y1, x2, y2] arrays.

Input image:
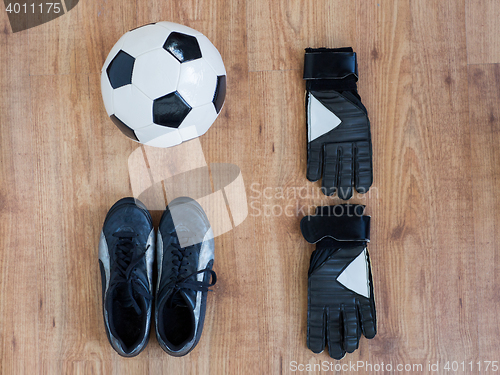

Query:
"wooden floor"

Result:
[[1, 0, 500, 374]]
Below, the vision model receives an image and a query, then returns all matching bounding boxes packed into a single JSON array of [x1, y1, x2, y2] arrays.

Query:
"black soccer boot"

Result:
[[155, 197, 216, 356], [98, 197, 154, 357]]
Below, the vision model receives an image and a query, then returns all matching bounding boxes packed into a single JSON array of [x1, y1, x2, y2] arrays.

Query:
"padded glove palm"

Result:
[[301, 204, 376, 359], [304, 48, 373, 200]]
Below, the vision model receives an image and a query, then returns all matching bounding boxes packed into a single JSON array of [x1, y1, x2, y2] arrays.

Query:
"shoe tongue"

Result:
[[165, 289, 196, 309], [113, 283, 139, 310], [179, 288, 196, 309]]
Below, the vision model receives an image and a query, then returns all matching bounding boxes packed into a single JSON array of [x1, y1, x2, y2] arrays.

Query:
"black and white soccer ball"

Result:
[[101, 22, 226, 148]]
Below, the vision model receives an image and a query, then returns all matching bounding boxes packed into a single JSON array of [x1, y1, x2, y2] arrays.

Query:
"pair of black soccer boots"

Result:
[[98, 197, 216, 357]]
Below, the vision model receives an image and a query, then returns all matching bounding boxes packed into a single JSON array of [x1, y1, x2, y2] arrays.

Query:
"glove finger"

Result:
[[342, 306, 359, 353], [358, 301, 377, 339], [354, 141, 373, 194], [307, 141, 323, 182], [307, 305, 326, 353], [337, 144, 354, 200], [326, 306, 345, 360], [322, 143, 339, 197]]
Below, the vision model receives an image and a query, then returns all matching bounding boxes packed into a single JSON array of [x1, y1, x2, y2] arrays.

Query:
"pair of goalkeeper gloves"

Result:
[[301, 48, 376, 360]]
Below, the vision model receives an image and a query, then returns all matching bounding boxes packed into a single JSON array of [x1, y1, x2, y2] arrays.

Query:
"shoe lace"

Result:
[[109, 231, 153, 315], [161, 238, 216, 301]]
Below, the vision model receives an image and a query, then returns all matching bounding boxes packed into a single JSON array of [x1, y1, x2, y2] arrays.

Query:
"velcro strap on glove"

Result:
[[303, 48, 358, 80], [300, 204, 370, 244]]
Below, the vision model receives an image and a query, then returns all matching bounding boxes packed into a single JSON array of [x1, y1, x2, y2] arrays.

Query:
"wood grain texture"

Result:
[[408, 0, 477, 365], [1, 0, 500, 373], [466, 0, 500, 64], [247, 0, 357, 72], [467, 63, 500, 360], [0, 13, 39, 375]]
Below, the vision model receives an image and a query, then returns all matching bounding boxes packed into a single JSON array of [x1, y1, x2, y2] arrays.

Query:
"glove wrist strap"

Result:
[[300, 204, 370, 244], [303, 48, 358, 81]]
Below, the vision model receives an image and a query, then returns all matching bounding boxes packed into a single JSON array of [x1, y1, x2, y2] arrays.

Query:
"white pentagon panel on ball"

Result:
[[178, 103, 218, 141], [132, 49, 180, 100], [196, 35, 226, 76], [156, 21, 201, 36], [102, 33, 127, 72], [100, 71, 114, 116], [121, 24, 172, 57], [113, 85, 153, 130], [177, 59, 218, 108], [135, 124, 183, 148]]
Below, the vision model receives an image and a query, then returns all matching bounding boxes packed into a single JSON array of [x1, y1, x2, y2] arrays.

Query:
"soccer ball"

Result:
[[101, 22, 226, 148]]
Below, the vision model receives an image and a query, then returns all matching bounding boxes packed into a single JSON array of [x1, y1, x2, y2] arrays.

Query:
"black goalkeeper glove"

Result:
[[300, 204, 376, 359], [304, 48, 373, 200]]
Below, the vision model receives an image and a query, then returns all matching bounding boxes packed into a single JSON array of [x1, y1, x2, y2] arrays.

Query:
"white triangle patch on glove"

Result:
[[308, 93, 342, 142], [336, 248, 370, 298]]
